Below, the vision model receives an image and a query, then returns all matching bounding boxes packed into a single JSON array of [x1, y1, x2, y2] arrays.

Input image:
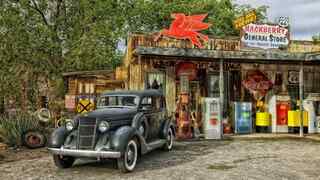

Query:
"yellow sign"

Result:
[[77, 99, 94, 113], [234, 10, 257, 30]]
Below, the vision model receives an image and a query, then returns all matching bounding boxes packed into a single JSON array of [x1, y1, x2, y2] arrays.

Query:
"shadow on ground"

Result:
[[63, 140, 232, 174]]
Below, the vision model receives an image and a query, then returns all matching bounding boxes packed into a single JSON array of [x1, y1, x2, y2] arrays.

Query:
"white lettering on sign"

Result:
[[241, 23, 289, 49]]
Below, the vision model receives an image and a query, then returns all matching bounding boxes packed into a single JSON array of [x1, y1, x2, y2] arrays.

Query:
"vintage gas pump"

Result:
[[176, 73, 193, 139], [268, 95, 291, 133], [202, 98, 221, 139]]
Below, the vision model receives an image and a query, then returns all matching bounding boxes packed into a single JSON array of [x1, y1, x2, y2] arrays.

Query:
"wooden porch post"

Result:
[[219, 59, 224, 139], [299, 62, 304, 137]]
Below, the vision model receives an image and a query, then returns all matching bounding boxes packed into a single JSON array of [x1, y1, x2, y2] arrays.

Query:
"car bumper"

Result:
[[48, 147, 121, 158]]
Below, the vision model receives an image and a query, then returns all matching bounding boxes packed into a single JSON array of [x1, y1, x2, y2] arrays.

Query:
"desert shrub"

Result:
[[0, 113, 40, 147]]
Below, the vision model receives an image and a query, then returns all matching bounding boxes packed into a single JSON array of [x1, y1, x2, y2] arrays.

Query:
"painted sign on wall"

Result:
[[233, 10, 257, 29], [241, 23, 290, 49]]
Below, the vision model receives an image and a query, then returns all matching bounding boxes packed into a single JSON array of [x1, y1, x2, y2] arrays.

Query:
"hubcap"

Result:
[[125, 140, 137, 170], [28, 135, 41, 145], [127, 148, 134, 162]]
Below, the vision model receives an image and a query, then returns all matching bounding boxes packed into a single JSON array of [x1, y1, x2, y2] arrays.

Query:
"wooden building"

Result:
[[63, 70, 125, 112], [117, 33, 320, 134]]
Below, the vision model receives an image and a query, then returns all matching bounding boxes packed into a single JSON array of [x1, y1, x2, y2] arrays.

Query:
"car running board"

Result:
[[140, 139, 166, 154]]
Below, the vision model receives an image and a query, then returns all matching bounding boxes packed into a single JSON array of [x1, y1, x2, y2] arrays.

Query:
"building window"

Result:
[[145, 72, 165, 93], [304, 72, 320, 94], [208, 73, 220, 97]]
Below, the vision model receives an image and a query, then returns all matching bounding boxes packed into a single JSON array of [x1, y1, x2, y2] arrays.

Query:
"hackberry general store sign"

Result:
[[241, 23, 290, 49]]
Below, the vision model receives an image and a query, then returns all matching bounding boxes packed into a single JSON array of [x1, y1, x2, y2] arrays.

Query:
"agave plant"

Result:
[[0, 113, 41, 147]]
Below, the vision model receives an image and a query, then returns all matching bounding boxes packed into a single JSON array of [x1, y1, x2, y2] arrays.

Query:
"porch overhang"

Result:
[[134, 46, 319, 63]]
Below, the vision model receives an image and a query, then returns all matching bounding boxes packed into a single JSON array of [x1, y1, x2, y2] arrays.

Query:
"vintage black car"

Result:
[[48, 90, 175, 172]]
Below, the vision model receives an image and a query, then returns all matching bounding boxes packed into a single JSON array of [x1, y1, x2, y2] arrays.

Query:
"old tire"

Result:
[[162, 128, 174, 151], [117, 139, 138, 173], [22, 130, 47, 149], [53, 155, 75, 169]]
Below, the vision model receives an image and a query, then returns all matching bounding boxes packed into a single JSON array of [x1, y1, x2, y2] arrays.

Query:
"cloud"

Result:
[[233, 0, 320, 40]]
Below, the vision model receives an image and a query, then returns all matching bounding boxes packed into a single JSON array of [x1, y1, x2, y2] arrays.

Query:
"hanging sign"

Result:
[[233, 10, 257, 30], [241, 23, 290, 49]]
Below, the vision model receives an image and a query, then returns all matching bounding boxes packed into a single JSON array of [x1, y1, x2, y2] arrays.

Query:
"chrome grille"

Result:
[[77, 117, 97, 150]]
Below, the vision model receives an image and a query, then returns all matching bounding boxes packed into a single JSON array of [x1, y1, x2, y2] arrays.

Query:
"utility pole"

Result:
[[219, 59, 224, 139], [299, 62, 304, 137]]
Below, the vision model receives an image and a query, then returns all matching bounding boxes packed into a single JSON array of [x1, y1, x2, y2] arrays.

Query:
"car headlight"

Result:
[[66, 121, 74, 131], [98, 121, 110, 133]]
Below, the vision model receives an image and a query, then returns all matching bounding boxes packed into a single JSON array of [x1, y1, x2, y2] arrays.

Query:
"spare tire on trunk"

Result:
[[22, 130, 47, 149]]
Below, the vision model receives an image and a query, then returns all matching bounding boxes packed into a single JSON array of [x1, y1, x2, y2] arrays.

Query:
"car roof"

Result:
[[101, 89, 163, 97]]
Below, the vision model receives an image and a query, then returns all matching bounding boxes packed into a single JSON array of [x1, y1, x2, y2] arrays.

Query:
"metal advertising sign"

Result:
[[233, 10, 257, 30], [277, 16, 289, 28], [77, 99, 95, 113], [154, 13, 211, 48], [65, 95, 76, 110], [278, 16, 290, 27], [241, 23, 290, 49]]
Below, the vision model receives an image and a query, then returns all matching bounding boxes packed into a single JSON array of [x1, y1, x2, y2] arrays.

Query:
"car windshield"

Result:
[[97, 95, 139, 108]]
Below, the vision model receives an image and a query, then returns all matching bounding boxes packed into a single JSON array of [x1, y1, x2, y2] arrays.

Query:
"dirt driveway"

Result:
[[0, 135, 320, 180]]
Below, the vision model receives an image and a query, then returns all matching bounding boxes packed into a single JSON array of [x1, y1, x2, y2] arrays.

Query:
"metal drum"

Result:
[[256, 112, 270, 133], [288, 110, 308, 133]]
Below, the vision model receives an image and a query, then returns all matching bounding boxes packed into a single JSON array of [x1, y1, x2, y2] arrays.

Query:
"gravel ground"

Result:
[[0, 135, 320, 180]]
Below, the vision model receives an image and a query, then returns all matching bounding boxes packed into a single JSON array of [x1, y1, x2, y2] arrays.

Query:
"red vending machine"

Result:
[[269, 95, 290, 133]]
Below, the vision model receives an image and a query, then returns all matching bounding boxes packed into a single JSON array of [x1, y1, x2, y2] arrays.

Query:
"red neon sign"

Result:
[[154, 13, 211, 48]]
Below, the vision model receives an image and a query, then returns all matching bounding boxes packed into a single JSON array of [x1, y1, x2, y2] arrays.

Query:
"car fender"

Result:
[[48, 127, 68, 148], [131, 112, 149, 139], [160, 118, 176, 139], [110, 126, 140, 153]]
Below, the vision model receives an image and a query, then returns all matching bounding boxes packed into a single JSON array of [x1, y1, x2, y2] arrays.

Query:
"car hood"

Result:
[[84, 107, 138, 120]]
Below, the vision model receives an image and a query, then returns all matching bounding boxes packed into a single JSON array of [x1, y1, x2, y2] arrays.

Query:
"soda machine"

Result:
[[202, 98, 222, 139], [234, 102, 252, 134], [268, 95, 290, 133]]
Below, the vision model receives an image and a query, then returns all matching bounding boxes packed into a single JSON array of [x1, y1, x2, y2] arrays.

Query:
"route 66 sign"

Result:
[[278, 17, 289, 28], [288, 70, 299, 84]]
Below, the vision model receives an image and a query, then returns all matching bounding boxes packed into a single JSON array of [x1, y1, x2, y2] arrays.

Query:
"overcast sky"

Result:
[[233, 0, 320, 40]]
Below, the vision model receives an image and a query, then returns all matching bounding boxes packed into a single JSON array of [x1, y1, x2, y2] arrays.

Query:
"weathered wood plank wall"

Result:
[[165, 66, 176, 116]]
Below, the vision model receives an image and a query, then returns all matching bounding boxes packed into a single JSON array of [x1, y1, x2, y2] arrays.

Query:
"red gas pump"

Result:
[[276, 102, 290, 125], [176, 93, 193, 139]]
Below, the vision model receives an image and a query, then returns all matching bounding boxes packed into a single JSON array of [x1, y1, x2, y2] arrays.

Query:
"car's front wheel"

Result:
[[53, 155, 75, 168], [117, 138, 138, 173]]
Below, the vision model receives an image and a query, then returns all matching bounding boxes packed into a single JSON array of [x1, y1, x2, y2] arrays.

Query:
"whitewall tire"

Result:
[[163, 128, 174, 151], [117, 139, 138, 172]]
